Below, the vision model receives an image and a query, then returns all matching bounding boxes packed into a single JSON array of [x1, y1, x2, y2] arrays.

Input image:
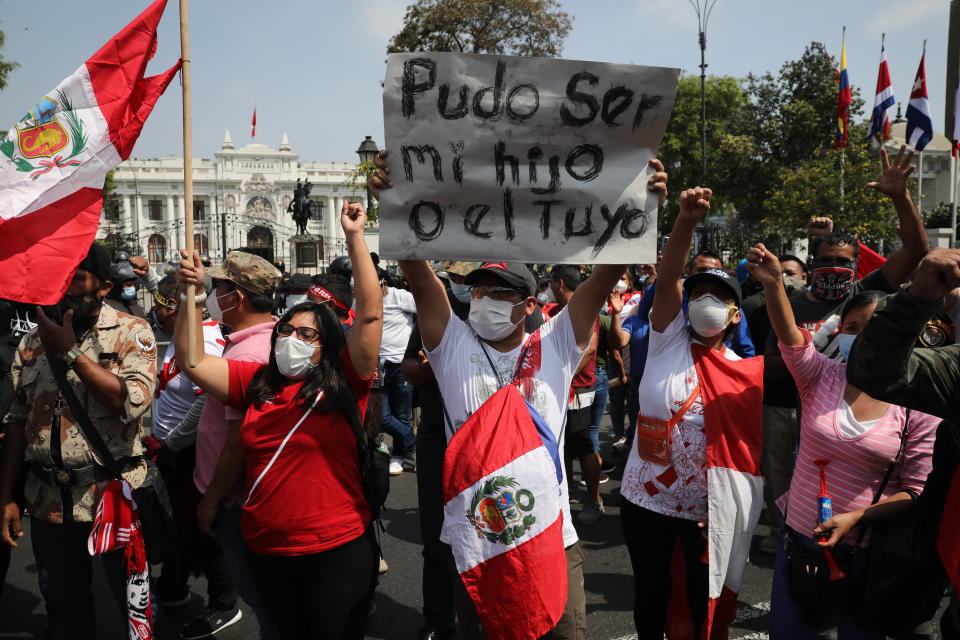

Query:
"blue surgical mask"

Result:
[[121, 286, 137, 300], [836, 333, 857, 362]]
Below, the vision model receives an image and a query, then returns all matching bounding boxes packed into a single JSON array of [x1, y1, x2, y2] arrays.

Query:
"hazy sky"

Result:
[[0, 0, 952, 162]]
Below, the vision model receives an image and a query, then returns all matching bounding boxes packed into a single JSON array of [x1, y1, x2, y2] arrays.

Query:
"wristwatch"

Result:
[[59, 347, 83, 370]]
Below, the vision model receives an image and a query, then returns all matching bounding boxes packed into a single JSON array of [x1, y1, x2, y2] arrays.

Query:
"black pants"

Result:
[[620, 500, 708, 640], [248, 527, 378, 640], [416, 418, 456, 631]]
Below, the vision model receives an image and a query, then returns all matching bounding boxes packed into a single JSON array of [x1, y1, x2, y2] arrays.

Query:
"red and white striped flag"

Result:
[[442, 384, 568, 640], [0, 0, 180, 305]]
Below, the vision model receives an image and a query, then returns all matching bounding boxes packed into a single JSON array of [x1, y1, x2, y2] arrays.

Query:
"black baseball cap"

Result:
[[683, 268, 742, 307], [464, 262, 538, 298]]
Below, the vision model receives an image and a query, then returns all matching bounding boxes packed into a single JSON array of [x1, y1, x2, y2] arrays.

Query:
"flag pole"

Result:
[[839, 26, 846, 213], [840, 149, 845, 213], [951, 153, 957, 248], [918, 150, 924, 216], [179, 0, 197, 367]]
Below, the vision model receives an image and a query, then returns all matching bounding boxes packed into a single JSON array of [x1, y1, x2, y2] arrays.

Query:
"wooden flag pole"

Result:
[[179, 0, 197, 367]]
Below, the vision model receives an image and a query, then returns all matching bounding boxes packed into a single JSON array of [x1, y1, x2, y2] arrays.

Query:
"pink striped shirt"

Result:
[[779, 331, 938, 545]]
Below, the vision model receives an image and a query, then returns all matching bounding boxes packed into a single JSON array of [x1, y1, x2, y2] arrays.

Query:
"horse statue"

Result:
[[288, 178, 313, 236]]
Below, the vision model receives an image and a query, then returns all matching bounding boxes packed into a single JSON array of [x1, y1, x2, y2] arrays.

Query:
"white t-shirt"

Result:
[[621, 311, 740, 521], [426, 306, 585, 548], [837, 400, 881, 439], [153, 321, 225, 441], [380, 287, 417, 364]]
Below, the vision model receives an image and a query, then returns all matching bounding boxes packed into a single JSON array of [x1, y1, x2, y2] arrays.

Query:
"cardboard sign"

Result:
[[379, 52, 679, 264]]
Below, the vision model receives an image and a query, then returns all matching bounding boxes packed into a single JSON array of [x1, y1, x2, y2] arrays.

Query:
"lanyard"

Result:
[[478, 335, 533, 390]]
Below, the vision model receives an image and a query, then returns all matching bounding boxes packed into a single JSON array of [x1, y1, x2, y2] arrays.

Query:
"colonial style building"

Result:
[[98, 131, 379, 270]]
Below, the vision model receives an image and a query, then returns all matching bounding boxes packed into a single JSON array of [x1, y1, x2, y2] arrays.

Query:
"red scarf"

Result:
[[88, 480, 153, 640]]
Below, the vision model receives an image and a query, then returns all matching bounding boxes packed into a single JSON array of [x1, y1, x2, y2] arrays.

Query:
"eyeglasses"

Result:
[[469, 285, 524, 302], [275, 322, 320, 342], [153, 291, 178, 310]]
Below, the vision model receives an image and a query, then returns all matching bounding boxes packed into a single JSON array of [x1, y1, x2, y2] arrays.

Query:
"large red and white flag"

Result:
[[0, 0, 180, 305], [442, 384, 568, 640]]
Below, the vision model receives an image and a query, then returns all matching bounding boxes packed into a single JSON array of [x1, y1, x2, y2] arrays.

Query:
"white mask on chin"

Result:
[[469, 296, 525, 341], [274, 336, 319, 379]]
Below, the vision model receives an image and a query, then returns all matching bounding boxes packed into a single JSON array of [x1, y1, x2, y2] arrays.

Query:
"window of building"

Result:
[[194, 199, 205, 221], [148, 234, 167, 264], [148, 199, 162, 221], [194, 233, 209, 256], [309, 198, 324, 221], [104, 199, 120, 222]]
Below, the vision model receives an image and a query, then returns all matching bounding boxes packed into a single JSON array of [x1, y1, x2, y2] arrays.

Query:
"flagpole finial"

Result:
[[881, 33, 885, 47]]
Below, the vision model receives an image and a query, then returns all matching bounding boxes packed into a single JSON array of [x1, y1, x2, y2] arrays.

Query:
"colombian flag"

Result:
[[836, 32, 852, 148]]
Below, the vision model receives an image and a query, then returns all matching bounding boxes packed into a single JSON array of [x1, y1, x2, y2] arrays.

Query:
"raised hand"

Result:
[[867, 144, 916, 200], [908, 248, 960, 303], [807, 217, 834, 237], [647, 158, 668, 206], [340, 200, 367, 235], [608, 290, 625, 315], [677, 187, 712, 223], [367, 150, 393, 200], [177, 250, 205, 290], [128, 255, 149, 277], [745, 242, 782, 287], [36, 307, 77, 354]]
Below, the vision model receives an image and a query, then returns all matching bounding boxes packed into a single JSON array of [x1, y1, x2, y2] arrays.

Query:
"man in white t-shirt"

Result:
[[379, 273, 419, 474], [368, 153, 669, 640]]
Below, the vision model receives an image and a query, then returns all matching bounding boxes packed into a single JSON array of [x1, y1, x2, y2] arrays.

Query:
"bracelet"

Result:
[[179, 291, 208, 305]]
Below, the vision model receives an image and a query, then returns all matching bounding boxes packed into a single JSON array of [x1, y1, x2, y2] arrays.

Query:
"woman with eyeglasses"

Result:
[[173, 202, 382, 640]]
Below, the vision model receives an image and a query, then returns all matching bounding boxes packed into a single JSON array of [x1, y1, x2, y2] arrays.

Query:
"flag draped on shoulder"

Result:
[[696, 345, 765, 639], [867, 41, 894, 143], [835, 34, 852, 149], [906, 47, 934, 152], [0, 0, 180, 305], [441, 384, 567, 640]]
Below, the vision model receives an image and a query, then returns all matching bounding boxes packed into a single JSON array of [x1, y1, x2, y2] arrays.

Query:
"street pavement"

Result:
[[0, 425, 783, 640]]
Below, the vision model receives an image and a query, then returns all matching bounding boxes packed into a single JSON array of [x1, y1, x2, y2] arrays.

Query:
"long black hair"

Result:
[[245, 301, 352, 415], [839, 290, 883, 324]]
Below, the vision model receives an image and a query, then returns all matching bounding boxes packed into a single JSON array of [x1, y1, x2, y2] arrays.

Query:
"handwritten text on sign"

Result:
[[379, 53, 679, 264]]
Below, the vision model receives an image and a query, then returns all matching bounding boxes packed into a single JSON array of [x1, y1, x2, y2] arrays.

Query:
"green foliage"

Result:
[[103, 170, 116, 198], [923, 202, 955, 230], [763, 123, 897, 244], [468, 476, 518, 515], [0, 135, 33, 172], [0, 26, 18, 92], [387, 0, 572, 57], [345, 161, 379, 222]]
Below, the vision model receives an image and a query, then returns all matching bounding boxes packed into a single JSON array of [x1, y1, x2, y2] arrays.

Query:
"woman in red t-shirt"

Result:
[[173, 202, 383, 639]]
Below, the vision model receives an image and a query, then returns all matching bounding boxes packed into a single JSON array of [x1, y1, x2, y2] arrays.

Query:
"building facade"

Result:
[[98, 131, 379, 270]]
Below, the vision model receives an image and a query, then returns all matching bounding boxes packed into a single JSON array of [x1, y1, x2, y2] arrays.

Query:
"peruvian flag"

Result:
[[906, 48, 934, 152], [251, 107, 257, 138], [0, 0, 180, 305], [441, 384, 567, 640], [666, 346, 765, 640]]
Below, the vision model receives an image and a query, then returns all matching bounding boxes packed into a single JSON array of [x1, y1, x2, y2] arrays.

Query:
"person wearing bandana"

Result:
[[758, 144, 929, 554]]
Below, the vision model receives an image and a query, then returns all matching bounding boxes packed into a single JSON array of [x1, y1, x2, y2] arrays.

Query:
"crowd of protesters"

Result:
[[0, 144, 958, 640]]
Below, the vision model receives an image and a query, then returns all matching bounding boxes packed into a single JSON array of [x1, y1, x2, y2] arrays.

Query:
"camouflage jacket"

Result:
[[4, 303, 157, 523], [846, 287, 960, 421]]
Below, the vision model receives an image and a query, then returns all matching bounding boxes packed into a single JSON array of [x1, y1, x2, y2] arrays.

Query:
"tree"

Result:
[[0, 25, 19, 138], [387, 0, 572, 57], [0, 26, 17, 92], [656, 74, 751, 231], [763, 123, 900, 245], [344, 162, 379, 223]]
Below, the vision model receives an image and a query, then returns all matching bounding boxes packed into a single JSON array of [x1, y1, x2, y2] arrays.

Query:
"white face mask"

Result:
[[469, 296, 525, 342], [205, 289, 238, 323], [687, 294, 735, 337], [614, 279, 629, 294], [450, 282, 471, 304], [836, 332, 857, 362], [286, 294, 307, 308], [274, 336, 319, 380]]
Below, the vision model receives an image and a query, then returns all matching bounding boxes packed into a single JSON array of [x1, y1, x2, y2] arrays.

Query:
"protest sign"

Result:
[[379, 52, 679, 264]]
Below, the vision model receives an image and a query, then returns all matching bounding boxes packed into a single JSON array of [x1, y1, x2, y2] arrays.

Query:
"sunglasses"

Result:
[[153, 291, 179, 310], [275, 322, 320, 342]]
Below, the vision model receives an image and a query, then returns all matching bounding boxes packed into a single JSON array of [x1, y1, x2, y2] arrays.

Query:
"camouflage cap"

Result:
[[207, 251, 282, 296], [435, 261, 482, 277]]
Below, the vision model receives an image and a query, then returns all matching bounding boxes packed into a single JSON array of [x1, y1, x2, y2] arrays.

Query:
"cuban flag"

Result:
[[0, 0, 180, 305], [906, 49, 934, 151], [867, 42, 894, 143], [441, 384, 567, 640], [835, 35, 852, 149]]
